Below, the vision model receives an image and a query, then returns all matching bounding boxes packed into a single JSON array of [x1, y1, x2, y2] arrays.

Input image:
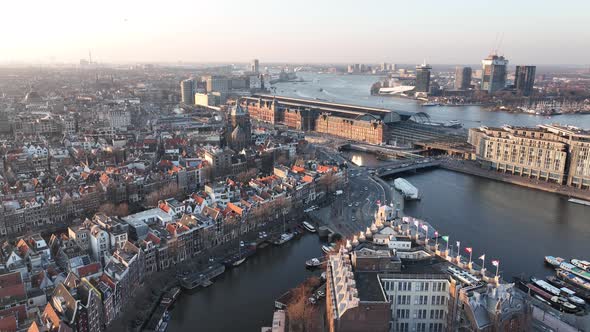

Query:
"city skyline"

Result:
[[2, 0, 590, 65]]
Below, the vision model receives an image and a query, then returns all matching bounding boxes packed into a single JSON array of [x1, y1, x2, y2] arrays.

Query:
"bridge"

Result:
[[374, 159, 441, 178], [340, 143, 423, 159]]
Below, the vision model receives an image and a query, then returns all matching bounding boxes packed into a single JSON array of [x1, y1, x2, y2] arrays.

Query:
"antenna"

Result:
[[497, 32, 505, 56], [89, 50, 92, 64], [491, 33, 500, 55]]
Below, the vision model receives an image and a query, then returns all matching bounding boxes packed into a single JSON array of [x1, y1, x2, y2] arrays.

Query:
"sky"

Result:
[[1, 0, 589, 65]]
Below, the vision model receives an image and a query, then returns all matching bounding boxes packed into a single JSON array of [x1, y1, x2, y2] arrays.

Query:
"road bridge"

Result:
[[374, 159, 441, 178]]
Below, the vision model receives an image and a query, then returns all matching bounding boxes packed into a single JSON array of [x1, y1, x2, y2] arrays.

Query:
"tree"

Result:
[[145, 183, 180, 207]]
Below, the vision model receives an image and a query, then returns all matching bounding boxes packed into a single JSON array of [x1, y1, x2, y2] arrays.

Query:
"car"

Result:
[[317, 290, 325, 298], [354, 202, 360, 207], [348, 203, 352, 207], [308, 297, 317, 305], [352, 216, 356, 221], [364, 187, 368, 191], [240, 241, 245, 247]]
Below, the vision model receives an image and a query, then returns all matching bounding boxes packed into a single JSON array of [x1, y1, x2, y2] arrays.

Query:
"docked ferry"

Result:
[[302, 221, 316, 233], [531, 277, 585, 306], [571, 259, 590, 271], [544, 256, 564, 267]]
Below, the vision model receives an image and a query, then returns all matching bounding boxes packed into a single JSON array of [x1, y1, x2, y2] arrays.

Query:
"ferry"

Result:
[[547, 276, 590, 301], [305, 258, 322, 268], [273, 233, 294, 245], [302, 221, 316, 233], [544, 256, 564, 267], [557, 269, 590, 290], [571, 259, 590, 271], [560, 262, 590, 281], [531, 277, 585, 306]]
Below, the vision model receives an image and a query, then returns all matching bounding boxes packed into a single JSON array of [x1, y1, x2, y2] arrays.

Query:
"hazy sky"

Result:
[[2, 0, 589, 65]]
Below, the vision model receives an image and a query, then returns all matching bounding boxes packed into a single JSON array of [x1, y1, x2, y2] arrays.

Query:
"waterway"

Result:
[[273, 72, 590, 129], [169, 74, 590, 331], [168, 234, 323, 332]]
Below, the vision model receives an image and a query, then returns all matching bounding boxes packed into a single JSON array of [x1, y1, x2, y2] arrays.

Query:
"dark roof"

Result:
[[354, 272, 387, 302]]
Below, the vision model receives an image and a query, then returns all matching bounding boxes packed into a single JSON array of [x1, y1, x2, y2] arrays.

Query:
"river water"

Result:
[[273, 72, 590, 129], [169, 73, 590, 331]]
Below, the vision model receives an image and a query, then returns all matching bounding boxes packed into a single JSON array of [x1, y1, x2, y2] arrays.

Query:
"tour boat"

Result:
[[531, 277, 585, 306], [547, 275, 590, 301], [560, 262, 590, 281], [571, 259, 590, 271], [568, 198, 590, 206], [273, 233, 294, 245], [557, 269, 590, 290], [302, 221, 316, 233], [305, 258, 322, 268], [544, 256, 564, 267]]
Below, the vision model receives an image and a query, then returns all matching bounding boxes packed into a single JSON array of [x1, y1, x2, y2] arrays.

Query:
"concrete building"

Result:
[[454, 66, 472, 90], [194, 92, 219, 107], [205, 76, 230, 93], [469, 124, 590, 188], [415, 63, 432, 93], [180, 79, 195, 105], [514, 65, 536, 96], [250, 59, 259, 73], [481, 54, 508, 94]]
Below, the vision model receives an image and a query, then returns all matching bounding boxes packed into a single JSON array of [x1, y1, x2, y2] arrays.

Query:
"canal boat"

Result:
[[531, 277, 585, 306], [547, 275, 590, 301], [544, 256, 564, 267], [560, 262, 590, 281], [305, 258, 322, 268], [556, 269, 590, 290], [568, 198, 590, 206], [302, 221, 316, 233], [571, 259, 590, 271], [273, 233, 294, 245]]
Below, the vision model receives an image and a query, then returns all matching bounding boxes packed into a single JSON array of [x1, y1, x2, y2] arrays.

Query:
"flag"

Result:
[[413, 220, 419, 227], [441, 236, 449, 242], [479, 254, 485, 261], [421, 224, 428, 232], [465, 247, 472, 253], [491, 260, 499, 267], [376, 200, 381, 206], [456, 241, 460, 247]]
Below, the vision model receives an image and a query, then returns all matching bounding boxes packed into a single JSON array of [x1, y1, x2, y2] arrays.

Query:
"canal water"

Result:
[[273, 72, 590, 129], [168, 234, 324, 332]]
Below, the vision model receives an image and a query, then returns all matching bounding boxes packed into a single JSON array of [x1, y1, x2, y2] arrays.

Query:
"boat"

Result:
[[544, 256, 564, 267], [552, 296, 580, 313], [305, 258, 322, 268], [443, 120, 462, 129], [179, 264, 225, 290], [273, 233, 294, 245], [422, 102, 441, 107], [568, 198, 590, 206], [571, 259, 590, 271], [560, 262, 590, 281], [531, 277, 585, 306], [160, 287, 181, 307], [302, 221, 316, 233], [320, 272, 326, 280], [547, 275, 590, 301], [393, 178, 419, 200], [557, 269, 590, 290], [322, 244, 336, 254]]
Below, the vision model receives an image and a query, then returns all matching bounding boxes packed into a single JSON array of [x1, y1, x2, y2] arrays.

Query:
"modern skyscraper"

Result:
[[250, 59, 259, 73], [454, 66, 472, 90], [481, 54, 508, 94], [415, 63, 432, 93], [514, 65, 536, 96], [180, 79, 195, 104]]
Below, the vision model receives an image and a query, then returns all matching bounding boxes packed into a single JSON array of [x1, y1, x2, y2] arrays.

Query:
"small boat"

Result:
[[320, 272, 326, 280], [305, 258, 322, 268], [571, 259, 590, 271], [560, 262, 590, 281], [302, 222, 316, 233], [552, 296, 579, 313], [322, 244, 336, 254], [544, 256, 564, 267], [273, 233, 294, 245]]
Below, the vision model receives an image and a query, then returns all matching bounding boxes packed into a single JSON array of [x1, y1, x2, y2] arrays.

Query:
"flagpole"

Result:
[[456, 242, 461, 258], [445, 237, 449, 252], [495, 262, 499, 277], [469, 251, 472, 265]]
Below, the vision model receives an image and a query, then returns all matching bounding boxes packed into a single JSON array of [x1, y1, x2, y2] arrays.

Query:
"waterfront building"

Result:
[[454, 66, 472, 90], [514, 65, 536, 96], [468, 124, 590, 188], [180, 79, 195, 105], [315, 113, 385, 145], [251, 59, 259, 73], [415, 63, 432, 93], [481, 54, 508, 94]]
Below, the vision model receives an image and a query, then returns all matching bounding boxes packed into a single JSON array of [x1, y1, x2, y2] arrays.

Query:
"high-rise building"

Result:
[[514, 65, 536, 96], [250, 59, 259, 73], [205, 75, 230, 93], [415, 63, 432, 93], [180, 79, 195, 104], [481, 54, 508, 94], [454, 66, 472, 90]]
